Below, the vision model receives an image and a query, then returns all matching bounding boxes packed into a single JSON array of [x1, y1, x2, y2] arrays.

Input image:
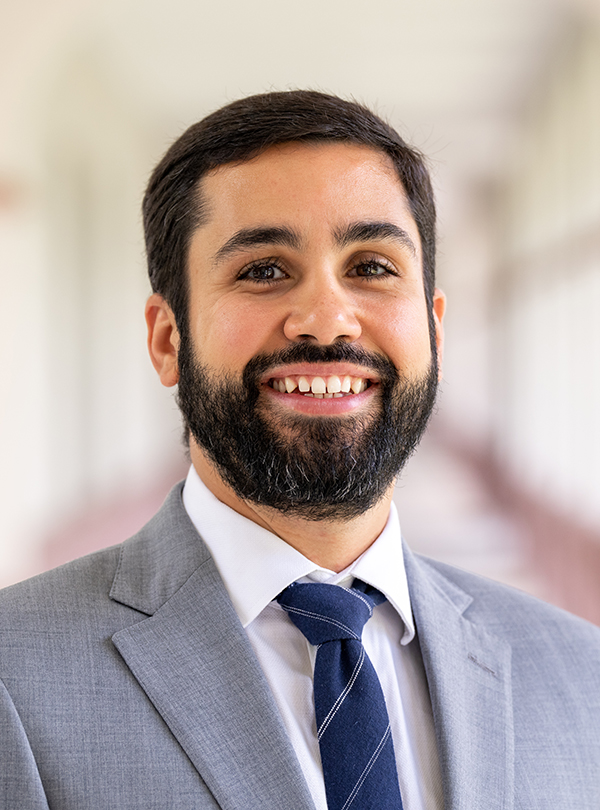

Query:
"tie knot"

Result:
[[276, 580, 385, 646]]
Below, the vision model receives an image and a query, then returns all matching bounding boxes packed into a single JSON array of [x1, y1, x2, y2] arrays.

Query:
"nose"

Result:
[[283, 272, 362, 345]]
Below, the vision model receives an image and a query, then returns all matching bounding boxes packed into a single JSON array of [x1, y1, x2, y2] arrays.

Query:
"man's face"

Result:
[[177, 142, 445, 519]]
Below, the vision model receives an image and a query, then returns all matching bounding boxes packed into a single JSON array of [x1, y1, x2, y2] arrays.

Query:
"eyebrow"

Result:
[[211, 220, 418, 265], [334, 221, 418, 256], [212, 226, 302, 264]]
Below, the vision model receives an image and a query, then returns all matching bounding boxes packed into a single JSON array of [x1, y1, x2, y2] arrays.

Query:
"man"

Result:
[[1, 91, 599, 810]]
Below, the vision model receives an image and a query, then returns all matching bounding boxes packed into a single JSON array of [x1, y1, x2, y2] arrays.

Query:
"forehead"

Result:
[[196, 142, 419, 251]]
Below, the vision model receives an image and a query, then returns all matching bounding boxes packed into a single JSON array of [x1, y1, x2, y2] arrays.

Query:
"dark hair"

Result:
[[143, 90, 436, 336]]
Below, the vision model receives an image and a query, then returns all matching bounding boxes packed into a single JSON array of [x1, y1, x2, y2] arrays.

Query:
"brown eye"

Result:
[[350, 259, 396, 278], [239, 261, 287, 283]]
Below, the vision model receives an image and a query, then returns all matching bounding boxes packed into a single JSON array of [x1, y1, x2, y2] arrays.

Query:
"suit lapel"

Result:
[[110, 485, 315, 810], [404, 546, 514, 810], [108, 484, 515, 810]]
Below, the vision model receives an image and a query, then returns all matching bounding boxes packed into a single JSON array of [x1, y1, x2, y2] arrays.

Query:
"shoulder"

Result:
[[408, 550, 600, 767], [0, 544, 129, 636], [0, 480, 219, 645], [0, 481, 201, 627], [412, 551, 600, 660]]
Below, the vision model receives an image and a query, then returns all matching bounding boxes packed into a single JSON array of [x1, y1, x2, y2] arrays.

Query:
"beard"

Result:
[[177, 333, 438, 521]]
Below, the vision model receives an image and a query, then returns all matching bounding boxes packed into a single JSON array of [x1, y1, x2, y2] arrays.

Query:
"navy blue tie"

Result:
[[277, 580, 404, 810]]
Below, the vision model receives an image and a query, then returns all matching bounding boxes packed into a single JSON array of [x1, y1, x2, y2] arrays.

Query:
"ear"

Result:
[[431, 287, 446, 381], [145, 293, 180, 387]]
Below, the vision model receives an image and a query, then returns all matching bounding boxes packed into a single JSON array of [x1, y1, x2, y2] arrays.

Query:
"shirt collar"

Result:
[[182, 465, 415, 643]]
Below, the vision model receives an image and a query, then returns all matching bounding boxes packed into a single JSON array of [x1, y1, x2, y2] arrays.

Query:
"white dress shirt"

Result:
[[183, 466, 443, 810]]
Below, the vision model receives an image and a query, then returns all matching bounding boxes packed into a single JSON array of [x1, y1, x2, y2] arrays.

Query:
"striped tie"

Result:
[[277, 580, 404, 810]]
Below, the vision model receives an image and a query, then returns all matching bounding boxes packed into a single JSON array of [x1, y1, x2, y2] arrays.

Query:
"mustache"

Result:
[[242, 342, 399, 389]]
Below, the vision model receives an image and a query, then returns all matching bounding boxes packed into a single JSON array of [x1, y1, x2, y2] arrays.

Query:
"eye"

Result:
[[348, 256, 398, 279], [238, 259, 288, 284]]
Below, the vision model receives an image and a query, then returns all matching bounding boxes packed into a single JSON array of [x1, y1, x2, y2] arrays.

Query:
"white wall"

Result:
[[0, 51, 183, 586], [1, 0, 594, 586], [497, 23, 600, 529]]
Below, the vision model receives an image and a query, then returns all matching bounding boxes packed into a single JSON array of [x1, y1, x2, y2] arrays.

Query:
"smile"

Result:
[[268, 374, 371, 398]]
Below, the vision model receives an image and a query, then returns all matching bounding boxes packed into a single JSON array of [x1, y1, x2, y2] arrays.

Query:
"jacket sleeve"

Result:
[[0, 677, 50, 810]]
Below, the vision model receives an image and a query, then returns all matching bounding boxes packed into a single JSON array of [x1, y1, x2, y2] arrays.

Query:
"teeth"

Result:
[[326, 375, 341, 394], [310, 376, 326, 394], [272, 374, 368, 396]]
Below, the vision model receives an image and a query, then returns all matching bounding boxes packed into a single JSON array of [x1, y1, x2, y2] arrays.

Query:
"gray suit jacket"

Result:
[[1, 482, 600, 809]]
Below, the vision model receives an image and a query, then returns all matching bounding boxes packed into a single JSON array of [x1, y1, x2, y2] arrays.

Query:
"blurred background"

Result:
[[2, 0, 600, 622]]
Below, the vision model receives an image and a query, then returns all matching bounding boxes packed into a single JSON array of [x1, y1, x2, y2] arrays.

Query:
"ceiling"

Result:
[[1, 0, 588, 185], [92, 0, 573, 179]]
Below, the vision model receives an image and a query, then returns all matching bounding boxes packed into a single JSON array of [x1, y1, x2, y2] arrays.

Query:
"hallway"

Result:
[[1, 0, 599, 617]]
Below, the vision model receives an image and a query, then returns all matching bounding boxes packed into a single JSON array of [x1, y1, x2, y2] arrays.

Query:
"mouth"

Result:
[[267, 373, 373, 399]]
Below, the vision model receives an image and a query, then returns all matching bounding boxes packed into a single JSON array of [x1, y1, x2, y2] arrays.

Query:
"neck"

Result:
[[190, 445, 394, 572]]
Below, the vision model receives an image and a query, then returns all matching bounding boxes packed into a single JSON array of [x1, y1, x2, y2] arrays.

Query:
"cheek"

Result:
[[192, 298, 279, 369], [367, 297, 432, 372]]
